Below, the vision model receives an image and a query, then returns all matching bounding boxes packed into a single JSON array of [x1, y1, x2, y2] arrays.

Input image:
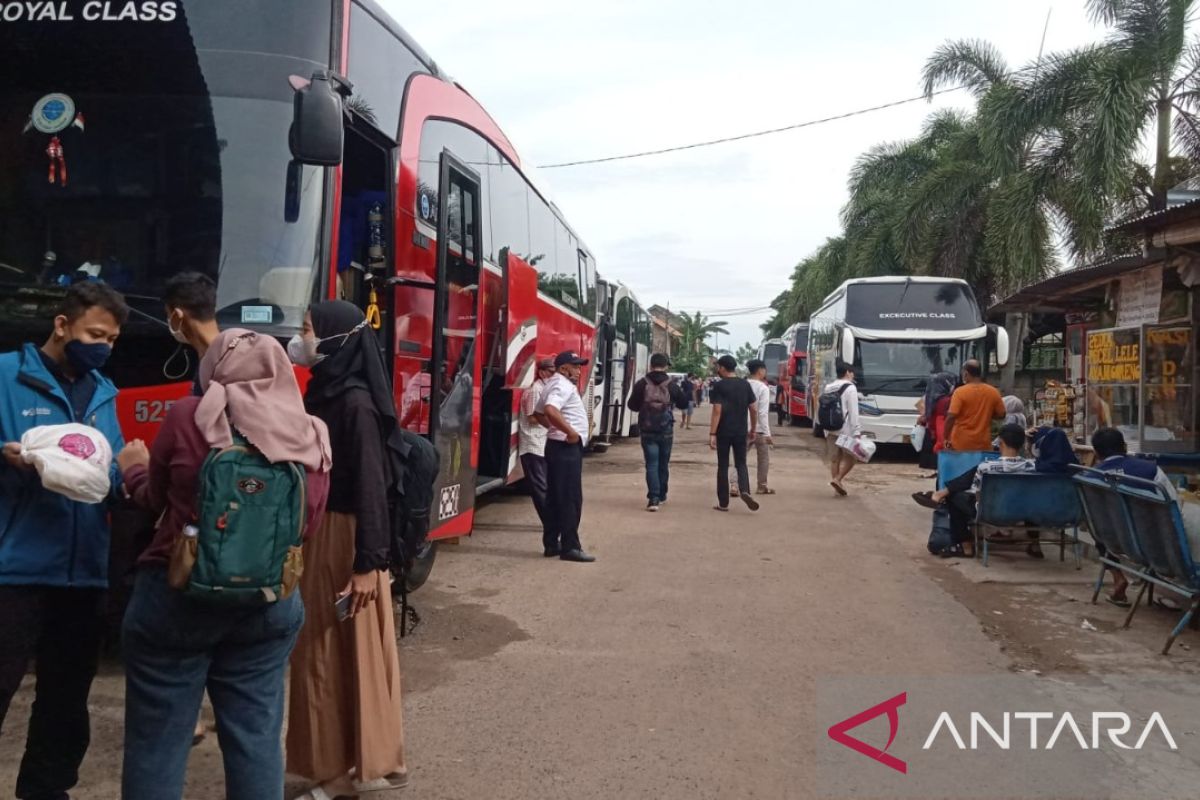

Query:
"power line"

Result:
[[539, 85, 965, 169], [539, 60, 1055, 169]]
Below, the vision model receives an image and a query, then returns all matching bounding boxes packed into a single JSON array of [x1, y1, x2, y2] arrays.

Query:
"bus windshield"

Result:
[[855, 339, 980, 396], [846, 282, 983, 331], [791, 327, 808, 352], [0, 2, 331, 341]]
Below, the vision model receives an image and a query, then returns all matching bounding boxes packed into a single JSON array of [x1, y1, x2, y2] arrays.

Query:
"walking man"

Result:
[[942, 359, 1005, 452], [628, 353, 690, 512], [536, 351, 596, 563], [519, 357, 556, 548], [746, 359, 774, 494], [0, 283, 128, 800], [709, 355, 759, 512], [679, 373, 696, 430], [823, 360, 861, 496]]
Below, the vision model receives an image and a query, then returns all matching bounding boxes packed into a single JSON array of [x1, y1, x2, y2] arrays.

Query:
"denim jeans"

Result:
[[121, 569, 304, 800], [640, 432, 674, 503]]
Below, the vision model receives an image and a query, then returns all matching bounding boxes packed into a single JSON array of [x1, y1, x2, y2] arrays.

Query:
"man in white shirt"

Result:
[[746, 359, 774, 494], [519, 357, 556, 550], [534, 351, 596, 563], [823, 360, 861, 496]]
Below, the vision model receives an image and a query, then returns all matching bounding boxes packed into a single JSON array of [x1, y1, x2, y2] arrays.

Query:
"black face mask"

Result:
[[64, 340, 112, 373]]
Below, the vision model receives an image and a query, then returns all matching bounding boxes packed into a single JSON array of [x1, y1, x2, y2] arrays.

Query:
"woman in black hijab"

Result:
[[286, 301, 408, 798]]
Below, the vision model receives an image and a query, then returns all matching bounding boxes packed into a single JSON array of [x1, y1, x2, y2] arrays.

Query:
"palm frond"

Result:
[[922, 39, 1010, 99]]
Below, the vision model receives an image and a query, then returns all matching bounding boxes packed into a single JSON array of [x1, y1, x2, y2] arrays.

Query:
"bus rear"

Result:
[[776, 323, 809, 425]]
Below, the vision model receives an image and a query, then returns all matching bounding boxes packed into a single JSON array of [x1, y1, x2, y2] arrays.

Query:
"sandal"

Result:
[[830, 481, 847, 496], [1025, 543, 1045, 560], [712, 505, 729, 512], [938, 544, 967, 559], [911, 491, 939, 510], [1105, 595, 1132, 608], [756, 486, 776, 494], [355, 773, 410, 793]]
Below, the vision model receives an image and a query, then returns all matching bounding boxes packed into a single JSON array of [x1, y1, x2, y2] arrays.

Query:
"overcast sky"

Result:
[[385, 0, 1105, 349]]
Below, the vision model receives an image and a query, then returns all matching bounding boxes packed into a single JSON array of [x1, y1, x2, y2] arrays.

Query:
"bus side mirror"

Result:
[[289, 71, 348, 166], [840, 328, 855, 365], [990, 324, 1011, 367]]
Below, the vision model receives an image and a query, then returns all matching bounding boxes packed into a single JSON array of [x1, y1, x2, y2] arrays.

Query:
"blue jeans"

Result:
[[121, 569, 304, 800], [640, 432, 674, 503]]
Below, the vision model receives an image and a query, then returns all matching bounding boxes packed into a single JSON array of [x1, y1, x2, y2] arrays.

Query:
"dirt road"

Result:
[[4, 406, 1199, 799]]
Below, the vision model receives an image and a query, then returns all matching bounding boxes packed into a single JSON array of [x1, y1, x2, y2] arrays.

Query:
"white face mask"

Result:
[[287, 334, 323, 367], [167, 310, 189, 345]]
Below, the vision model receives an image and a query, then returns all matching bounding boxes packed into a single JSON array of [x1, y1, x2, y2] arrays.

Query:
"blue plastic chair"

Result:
[[975, 472, 1083, 567], [937, 450, 998, 490]]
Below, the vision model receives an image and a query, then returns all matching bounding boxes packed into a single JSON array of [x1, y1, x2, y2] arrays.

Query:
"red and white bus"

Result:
[[774, 322, 810, 426], [0, 1, 608, 559]]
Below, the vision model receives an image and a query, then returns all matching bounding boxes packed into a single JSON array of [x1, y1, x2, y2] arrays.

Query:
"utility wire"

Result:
[[539, 60, 1056, 169], [539, 85, 965, 169]]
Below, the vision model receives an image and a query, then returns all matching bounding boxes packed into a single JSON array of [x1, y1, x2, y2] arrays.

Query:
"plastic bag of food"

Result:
[[20, 423, 113, 504]]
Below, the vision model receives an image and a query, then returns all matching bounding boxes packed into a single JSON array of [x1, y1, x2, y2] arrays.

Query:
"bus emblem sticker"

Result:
[[29, 94, 76, 134], [438, 484, 461, 520]]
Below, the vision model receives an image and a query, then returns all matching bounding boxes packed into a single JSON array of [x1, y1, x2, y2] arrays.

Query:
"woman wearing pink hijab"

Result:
[[116, 329, 330, 800]]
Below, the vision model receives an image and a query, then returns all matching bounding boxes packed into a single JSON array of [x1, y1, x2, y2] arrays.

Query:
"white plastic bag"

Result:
[[20, 423, 113, 504], [910, 424, 926, 453], [837, 432, 876, 463]]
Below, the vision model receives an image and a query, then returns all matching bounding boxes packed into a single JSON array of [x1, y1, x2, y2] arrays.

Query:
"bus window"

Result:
[[347, 2, 428, 138], [487, 152, 530, 264], [417, 120, 492, 262]]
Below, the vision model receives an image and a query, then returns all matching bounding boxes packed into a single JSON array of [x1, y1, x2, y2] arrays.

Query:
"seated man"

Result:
[[1091, 427, 1178, 607], [928, 423, 1035, 558]]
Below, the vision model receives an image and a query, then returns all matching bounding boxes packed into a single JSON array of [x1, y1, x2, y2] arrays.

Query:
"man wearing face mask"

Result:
[[0, 281, 128, 800], [163, 272, 220, 395]]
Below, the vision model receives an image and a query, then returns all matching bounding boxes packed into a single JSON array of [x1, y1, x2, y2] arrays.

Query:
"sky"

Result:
[[384, 0, 1107, 350]]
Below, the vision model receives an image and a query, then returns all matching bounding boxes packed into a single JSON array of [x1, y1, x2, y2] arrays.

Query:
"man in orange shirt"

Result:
[[942, 359, 1005, 451]]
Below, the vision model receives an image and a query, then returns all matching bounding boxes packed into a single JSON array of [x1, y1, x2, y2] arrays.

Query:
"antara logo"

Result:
[[829, 693, 1180, 775]]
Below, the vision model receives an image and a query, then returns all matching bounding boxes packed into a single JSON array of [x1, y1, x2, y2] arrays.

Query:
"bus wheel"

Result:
[[402, 541, 438, 593]]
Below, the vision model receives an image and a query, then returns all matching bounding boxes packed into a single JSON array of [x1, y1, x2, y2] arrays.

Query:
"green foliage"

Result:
[[734, 341, 758, 363]]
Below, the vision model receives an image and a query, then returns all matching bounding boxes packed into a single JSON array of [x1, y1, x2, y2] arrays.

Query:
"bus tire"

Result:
[[403, 541, 438, 593]]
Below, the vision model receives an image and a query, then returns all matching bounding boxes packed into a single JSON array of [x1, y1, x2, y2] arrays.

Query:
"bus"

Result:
[[592, 279, 650, 448], [755, 338, 787, 410], [0, 1, 612, 563], [805, 277, 1009, 443], [774, 322, 810, 427]]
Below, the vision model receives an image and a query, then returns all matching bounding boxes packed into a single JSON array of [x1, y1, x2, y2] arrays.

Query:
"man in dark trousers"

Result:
[[709, 355, 759, 512], [535, 351, 596, 563], [627, 353, 690, 512], [0, 282, 128, 800]]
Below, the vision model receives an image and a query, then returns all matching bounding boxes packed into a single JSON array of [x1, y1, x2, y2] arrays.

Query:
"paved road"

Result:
[[4, 406, 1200, 798]]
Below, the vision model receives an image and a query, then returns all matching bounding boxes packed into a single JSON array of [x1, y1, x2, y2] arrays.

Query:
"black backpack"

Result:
[[817, 382, 852, 430], [389, 430, 440, 580], [639, 379, 673, 434]]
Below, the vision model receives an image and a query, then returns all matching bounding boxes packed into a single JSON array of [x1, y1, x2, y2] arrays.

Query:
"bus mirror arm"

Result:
[[840, 328, 855, 365]]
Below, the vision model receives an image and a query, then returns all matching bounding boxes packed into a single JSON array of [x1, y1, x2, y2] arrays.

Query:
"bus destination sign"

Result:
[[0, 1, 178, 22]]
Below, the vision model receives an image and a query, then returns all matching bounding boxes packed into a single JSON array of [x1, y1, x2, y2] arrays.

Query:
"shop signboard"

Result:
[[1115, 265, 1163, 328]]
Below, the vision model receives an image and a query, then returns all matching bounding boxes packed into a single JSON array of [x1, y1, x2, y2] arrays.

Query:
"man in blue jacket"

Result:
[[0, 282, 127, 800]]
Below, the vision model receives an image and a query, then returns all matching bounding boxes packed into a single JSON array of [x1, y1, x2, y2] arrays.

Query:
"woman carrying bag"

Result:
[[287, 301, 408, 799], [117, 329, 331, 800]]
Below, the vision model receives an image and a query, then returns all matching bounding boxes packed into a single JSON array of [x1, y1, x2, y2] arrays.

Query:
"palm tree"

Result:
[[926, 0, 1200, 224], [677, 311, 729, 357]]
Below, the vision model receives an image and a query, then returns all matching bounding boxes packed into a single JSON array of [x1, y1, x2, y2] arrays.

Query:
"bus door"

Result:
[[428, 151, 483, 531]]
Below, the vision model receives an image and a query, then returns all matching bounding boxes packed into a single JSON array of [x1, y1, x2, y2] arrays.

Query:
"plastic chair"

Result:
[[974, 472, 1082, 568], [937, 450, 998, 490]]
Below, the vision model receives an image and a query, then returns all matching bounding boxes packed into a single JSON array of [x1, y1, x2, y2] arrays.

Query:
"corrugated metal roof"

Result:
[[988, 253, 1151, 314], [1108, 197, 1200, 233]]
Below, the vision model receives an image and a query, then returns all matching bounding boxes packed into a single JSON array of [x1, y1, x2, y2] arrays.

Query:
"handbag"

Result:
[[927, 506, 953, 554]]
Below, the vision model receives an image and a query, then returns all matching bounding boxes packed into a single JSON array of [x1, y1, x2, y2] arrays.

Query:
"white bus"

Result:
[[805, 277, 1009, 443], [592, 279, 651, 448]]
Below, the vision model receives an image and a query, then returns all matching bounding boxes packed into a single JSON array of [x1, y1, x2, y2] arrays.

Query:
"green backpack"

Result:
[[185, 434, 307, 605]]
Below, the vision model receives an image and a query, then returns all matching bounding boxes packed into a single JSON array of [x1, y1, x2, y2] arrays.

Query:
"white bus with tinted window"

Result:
[[805, 277, 1009, 443]]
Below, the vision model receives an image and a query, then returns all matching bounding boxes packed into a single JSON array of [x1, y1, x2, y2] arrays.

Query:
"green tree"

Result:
[[734, 341, 758, 363], [677, 311, 729, 356]]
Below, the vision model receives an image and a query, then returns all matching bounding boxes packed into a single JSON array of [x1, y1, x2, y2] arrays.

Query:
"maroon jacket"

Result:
[[124, 396, 329, 568]]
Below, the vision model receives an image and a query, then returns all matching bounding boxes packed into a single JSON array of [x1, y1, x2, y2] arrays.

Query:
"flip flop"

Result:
[[830, 481, 847, 496], [355, 773, 410, 793], [712, 505, 729, 512]]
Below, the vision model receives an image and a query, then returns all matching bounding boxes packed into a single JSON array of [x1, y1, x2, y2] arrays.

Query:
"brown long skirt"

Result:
[[286, 511, 406, 783]]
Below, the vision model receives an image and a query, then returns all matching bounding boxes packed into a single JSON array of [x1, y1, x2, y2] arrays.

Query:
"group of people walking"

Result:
[[0, 278, 417, 800]]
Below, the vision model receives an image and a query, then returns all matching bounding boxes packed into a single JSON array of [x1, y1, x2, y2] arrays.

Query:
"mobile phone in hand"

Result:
[[334, 592, 353, 622]]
